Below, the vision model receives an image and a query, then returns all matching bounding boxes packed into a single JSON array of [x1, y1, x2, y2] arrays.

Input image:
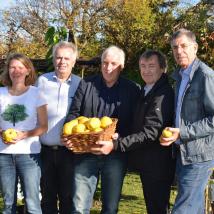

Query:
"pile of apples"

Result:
[[63, 116, 113, 135]]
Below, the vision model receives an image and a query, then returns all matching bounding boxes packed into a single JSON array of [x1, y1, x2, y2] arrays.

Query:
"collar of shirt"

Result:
[[144, 84, 154, 96], [53, 72, 72, 83], [179, 61, 194, 80]]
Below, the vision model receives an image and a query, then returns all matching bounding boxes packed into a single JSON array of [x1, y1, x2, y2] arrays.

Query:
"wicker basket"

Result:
[[63, 118, 118, 153]]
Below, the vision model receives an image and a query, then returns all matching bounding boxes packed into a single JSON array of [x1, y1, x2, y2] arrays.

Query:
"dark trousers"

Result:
[[40, 145, 74, 214], [71, 152, 127, 214], [140, 172, 173, 214]]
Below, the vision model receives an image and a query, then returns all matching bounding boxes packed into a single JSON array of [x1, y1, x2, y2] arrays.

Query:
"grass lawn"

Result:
[[0, 172, 176, 213], [91, 172, 176, 214], [0, 197, 3, 213]]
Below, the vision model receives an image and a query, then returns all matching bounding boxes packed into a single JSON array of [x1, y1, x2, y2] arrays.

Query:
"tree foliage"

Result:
[[0, 0, 213, 78], [101, 0, 156, 62], [172, 1, 214, 68]]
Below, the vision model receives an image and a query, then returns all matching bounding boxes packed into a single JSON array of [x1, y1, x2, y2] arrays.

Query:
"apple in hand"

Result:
[[162, 129, 173, 138], [2, 128, 17, 143]]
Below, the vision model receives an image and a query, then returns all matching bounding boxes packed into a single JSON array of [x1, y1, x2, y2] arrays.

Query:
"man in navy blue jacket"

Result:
[[62, 45, 140, 214]]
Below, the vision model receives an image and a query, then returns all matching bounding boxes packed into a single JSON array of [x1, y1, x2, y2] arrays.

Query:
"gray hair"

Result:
[[101, 46, 125, 69], [170, 28, 197, 44], [52, 41, 78, 59]]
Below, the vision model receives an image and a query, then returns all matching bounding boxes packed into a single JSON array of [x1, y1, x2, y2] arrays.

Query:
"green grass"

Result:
[[0, 197, 3, 213], [91, 172, 177, 214], [0, 172, 176, 213]]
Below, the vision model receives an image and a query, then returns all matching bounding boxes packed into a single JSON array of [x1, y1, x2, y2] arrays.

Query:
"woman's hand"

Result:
[[1, 129, 19, 144], [14, 131, 28, 141]]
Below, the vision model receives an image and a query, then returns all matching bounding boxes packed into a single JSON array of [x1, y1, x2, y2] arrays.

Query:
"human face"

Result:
[[9, 59, 29, 85], [101, 53, 122, 87], [171, 35, 198, 69], [139, 55, 164, 85], [54, 48, 76, 76]]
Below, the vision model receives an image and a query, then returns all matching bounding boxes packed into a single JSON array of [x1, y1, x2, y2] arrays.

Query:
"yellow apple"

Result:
[[162, 129, 173, 138], [93, 127, 103, 133], [72, 124, 86, 133], [100, 116, 112, 128], [2, 128, 17, 143], [78, 117, 89, 124], [77, 116, 87, 121], [63, 119, 78, 135], [86, 118, 101, 131]]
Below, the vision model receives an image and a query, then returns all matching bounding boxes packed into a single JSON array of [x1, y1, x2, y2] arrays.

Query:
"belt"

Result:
[[42, 144, 65, 150]]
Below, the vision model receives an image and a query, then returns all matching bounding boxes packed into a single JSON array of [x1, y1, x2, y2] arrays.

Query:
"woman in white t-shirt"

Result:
[[0, 53, 48, 214]]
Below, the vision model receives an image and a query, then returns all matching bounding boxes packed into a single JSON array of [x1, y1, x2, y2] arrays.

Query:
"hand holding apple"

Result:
[[160, 127, 180, 146], [2, 128, 18, 144], [162, 129, 173, 138]]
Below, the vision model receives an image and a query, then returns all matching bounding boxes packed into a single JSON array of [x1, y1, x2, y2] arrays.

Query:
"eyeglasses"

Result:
[[172, 43, 194, 51]]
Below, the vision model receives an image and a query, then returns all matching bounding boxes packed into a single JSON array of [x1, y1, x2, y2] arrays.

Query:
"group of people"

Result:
[[0, 28, 213, 214]]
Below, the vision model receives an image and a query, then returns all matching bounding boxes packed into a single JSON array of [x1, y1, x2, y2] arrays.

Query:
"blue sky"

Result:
[[0, 0, 15, 9], [0, 0, 201, 10]]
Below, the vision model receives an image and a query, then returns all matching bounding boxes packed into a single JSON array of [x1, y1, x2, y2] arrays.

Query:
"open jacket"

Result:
[[172, 58, 214, 165], [65, 74, 140, 137], [114, 73, 175, 177]]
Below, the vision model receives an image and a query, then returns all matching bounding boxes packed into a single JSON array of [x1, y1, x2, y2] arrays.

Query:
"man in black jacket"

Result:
[[93, 50, 176, 214], [62, 45, 140, 214]]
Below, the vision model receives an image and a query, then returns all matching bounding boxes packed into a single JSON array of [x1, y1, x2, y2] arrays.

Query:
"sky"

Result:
[[0, 0, 201, 10], [0, 0, 15, 10]]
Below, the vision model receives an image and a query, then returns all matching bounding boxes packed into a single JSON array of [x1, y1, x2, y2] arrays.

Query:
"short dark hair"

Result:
[[0, 53, 37, 86], [139, 50, 167, 70], [170, 28, 197, 44]]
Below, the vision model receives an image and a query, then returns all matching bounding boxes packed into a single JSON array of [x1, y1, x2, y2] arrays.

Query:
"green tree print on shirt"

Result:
[[1, 104, 28, 126]]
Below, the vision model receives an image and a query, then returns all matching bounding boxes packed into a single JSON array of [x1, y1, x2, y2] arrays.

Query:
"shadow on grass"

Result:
[[120, 194, 139, 200], [93, 184, 140, 201], [90, 211, 100, 214]]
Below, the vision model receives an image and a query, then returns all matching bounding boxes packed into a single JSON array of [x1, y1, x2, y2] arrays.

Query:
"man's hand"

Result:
[[160, 127, 180, 146], [61, 136, 73, 149], [90, 141, 114, 155]]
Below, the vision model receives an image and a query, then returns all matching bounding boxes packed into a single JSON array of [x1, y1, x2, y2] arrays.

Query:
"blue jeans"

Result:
[[40, 146, 74, 214], [71, 152, 127, 214], [0, 153, 42, 214], [172, 154, 214, 214]]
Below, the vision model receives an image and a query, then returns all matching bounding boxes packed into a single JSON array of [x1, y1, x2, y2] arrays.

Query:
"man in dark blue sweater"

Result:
[[62, 45, 140, 214]]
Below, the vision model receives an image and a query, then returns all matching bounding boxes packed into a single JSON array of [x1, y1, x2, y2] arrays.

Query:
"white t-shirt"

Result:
[[0, 86, 47, 154]]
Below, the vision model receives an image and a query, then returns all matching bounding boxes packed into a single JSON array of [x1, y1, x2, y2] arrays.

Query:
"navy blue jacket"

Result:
[[66, 74, 140, 137]]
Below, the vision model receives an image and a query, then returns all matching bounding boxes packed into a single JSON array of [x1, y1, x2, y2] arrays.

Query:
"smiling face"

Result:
[[101, 52, 122, 87], [139, 55, 164, 85], [54, 47, 76, 77], [171, 35, 198, 69], [9, 59, 30, 85]]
